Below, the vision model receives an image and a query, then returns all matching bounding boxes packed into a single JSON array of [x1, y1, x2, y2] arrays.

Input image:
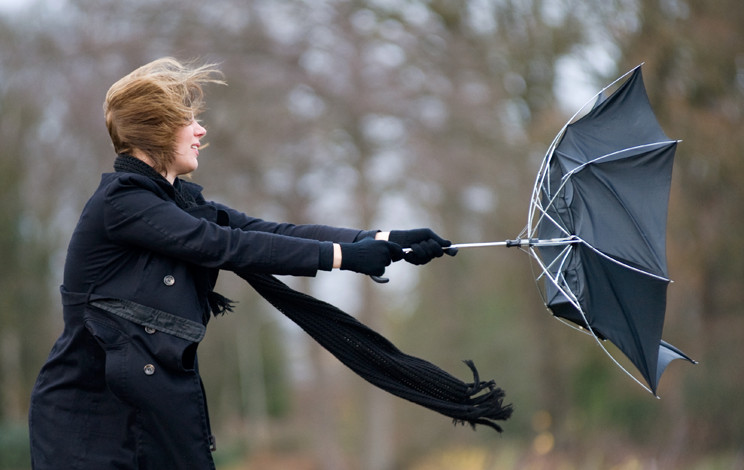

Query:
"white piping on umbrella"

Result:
[[579, 240, 671, 282], [559, 140, 681, 182]]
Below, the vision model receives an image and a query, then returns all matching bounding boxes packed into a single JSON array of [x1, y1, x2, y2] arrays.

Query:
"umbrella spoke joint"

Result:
[[505, 238, 538, 248]]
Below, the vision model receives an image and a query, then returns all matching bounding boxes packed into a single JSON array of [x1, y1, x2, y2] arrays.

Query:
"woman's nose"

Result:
[[195, 122, 207, 137]]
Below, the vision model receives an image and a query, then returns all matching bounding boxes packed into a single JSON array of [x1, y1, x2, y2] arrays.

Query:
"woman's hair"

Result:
[[103, 58, 225, 174]]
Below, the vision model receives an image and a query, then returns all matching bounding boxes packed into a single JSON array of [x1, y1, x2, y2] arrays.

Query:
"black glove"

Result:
[[340, 237, 404, 276], [389, 228, 458, 266]]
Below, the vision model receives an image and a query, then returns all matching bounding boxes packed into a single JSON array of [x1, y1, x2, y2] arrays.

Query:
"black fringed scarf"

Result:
[[114, 154, 513, 432]]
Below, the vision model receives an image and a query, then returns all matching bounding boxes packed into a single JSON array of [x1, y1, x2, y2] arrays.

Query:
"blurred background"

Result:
[[0, 0, 742, 469]]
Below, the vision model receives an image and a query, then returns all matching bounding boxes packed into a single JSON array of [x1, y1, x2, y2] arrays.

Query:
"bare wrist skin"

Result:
[[333, 243, 342, 269], [375, 231, 390, 241]]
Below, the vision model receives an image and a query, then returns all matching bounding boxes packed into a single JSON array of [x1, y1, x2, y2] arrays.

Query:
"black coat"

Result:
[[29, 172, 361, 469]]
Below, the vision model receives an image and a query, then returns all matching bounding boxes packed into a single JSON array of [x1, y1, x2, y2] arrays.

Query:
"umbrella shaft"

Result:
[[450, 241, 508, 249], [456, 238, 579, 249], [401, 238, 579, 252]]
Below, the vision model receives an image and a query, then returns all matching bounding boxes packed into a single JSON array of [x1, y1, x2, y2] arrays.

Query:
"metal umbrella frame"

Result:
[[438, 64, 695, 395]]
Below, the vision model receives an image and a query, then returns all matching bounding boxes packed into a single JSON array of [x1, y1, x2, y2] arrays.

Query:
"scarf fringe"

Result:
[[208, 291, 237, 316]]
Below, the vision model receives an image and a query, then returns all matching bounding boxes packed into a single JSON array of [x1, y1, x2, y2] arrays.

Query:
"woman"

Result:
[[28, 58, 455, 469]]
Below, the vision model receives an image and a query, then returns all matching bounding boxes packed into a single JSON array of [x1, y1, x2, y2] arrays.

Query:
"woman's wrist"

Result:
[[333, 243, 342, 269], [375, 231, 390, 241]]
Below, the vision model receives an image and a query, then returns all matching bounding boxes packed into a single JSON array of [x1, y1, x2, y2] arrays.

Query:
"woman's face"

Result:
[[168, 118, 207, 180]]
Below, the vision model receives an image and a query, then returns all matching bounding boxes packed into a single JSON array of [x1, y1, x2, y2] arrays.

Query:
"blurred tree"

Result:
[[0, 16, 56, 425]]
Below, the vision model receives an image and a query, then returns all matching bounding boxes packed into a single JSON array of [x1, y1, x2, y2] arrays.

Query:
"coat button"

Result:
[[145, 326, 156, 334], [163, 275, 175, 286], [144, 364, 155, 375]]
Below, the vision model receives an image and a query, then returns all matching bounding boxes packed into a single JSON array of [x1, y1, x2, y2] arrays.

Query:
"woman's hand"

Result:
[[388, 228, 458, 265], [335, 238, 404, 276]]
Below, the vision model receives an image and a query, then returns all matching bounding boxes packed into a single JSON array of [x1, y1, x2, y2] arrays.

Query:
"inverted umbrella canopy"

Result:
[[404, 65, 694, 397], [529, 66, 696, 395]]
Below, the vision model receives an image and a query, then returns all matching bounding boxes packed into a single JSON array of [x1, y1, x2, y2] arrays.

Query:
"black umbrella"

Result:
[[443, 65, 696, 395]]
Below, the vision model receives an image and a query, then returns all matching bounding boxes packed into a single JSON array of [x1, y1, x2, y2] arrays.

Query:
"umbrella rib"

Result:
[[526, 247, 591, 338], [530, 162, 562, 235], [528, 246, 581, 309], [529, 175, 575, 239], [592, 336, 655, 395], [532, 205, 571, 239], [534, 243, 573, 282], [529, 241, 655, 395], [573, 196, 671, 280], [578, 239, 670, 281], [562, 64, 644, 131], [528, 143, 557, 227], [530, 243, 596, 338], [528, 133, 566, 233], [601, 253, 658, 390], [560, 141, 679, 181]]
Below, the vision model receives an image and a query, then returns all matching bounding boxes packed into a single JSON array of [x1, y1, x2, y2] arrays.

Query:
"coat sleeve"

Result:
[[103, 176, 323, 277], [208, 201, 364, 243]]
